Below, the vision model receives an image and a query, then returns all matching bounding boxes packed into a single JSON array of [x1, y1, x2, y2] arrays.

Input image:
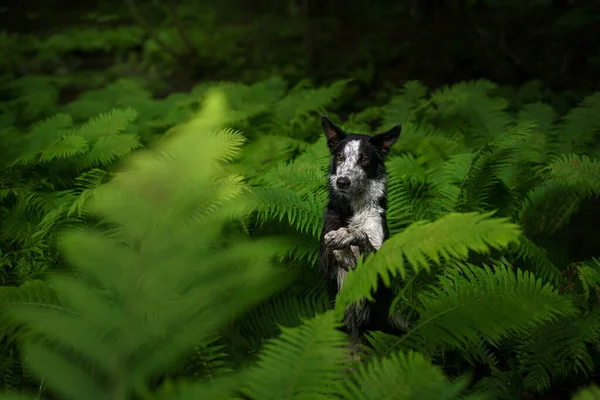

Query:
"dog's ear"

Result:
[[369, 125, 402, 157], [322, 115, 346, 150]]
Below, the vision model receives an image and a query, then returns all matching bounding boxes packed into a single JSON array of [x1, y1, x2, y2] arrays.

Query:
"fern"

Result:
[[572, 385, 600, 400], [575, 258, 600, 303], [338, 350, 472, 400], [381, 80, 429, 125], [553, 92, 600, 154], [270, 79, 351, 131], [337, 212, 522, 309], [0, 90, 287, 400], [510, 236, 562, 285], [250, 186, 325, 238], [364, 262, 578, 358], [242, 311, 347, 400], [543, 154, 600, 195]]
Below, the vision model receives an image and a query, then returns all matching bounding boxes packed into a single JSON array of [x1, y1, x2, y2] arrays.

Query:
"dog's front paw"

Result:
[[325, 227, 363, 250], [333, 248, 356, 270]]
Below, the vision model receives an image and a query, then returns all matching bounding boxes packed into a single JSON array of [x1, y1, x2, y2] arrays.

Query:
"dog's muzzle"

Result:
[[336, 176, 351, 189]]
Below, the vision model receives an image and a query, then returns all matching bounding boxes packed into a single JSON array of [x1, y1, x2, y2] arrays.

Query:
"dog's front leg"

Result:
[[324, 227, 376, 256], [332, 246, 360, 271]]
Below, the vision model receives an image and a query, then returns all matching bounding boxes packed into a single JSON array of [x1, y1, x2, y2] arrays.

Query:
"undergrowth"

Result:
[[0, 73, 599, 399]]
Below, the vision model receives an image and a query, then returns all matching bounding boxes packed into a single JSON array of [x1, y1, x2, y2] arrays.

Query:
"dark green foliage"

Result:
[[0, 63, 599, 399]]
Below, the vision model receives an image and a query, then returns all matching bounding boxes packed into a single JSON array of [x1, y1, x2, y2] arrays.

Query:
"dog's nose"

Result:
[[336, 177, 350, 189]]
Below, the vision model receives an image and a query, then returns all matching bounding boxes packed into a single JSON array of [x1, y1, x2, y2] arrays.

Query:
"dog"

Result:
[[317, 115, 407, 345]]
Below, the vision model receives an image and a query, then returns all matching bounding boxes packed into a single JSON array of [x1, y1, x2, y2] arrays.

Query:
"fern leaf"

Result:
[[338, 350, 471, 400], [251, 186, 325, 238], [0, 280, 58, 338], [510, 236, 562, 285], [7, 76, 59, 119], [337, 212, 521, 309], [515, 310, 600, 392], [518, 102, 557, 135], [271, 79, 351, 130], [40, 135, 89, 162], [553, 92, 600, 154], [428, 80, 514, 142], [74, 108, 138, 141], [12, 113, 74, 165], [375, 263, 578, 357], [242, 311, 347, 400], [517, 102, 556, 161], [381, 80, 429, 125], [519, 179, 585, 235], [575, 258, 600, 303], [543, 154, 600, 196], [80, 133, 141, 168], [155, 372, 243, 400], [572, 385, 600, 400], [5, 89, 287, 400]]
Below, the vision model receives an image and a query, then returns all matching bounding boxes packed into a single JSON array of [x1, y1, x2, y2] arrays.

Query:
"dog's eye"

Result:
[[336, 154, 345, 162], [360, 156, 369, 166]]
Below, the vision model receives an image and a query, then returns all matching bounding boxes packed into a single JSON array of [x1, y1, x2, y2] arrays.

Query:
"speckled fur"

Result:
[[317, 115, 407, 341]]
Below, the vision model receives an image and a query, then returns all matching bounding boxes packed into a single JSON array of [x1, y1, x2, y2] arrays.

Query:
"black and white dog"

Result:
[[317, 115, 406, 342]]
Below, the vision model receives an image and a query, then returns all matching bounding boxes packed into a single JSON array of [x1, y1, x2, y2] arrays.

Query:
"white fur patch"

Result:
[[348, 179, 386, 251], [328, 139, 389, 332], [330, 140, 367, 191], [333, 245, 360, 292]]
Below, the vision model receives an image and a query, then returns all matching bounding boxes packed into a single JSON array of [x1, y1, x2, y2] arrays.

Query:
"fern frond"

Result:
[[381, 80, 429, 125], [271, 79, 351, 130], [172, 335, 233, 381], [510, 236, 562, 285], [337, 212, 521, 309], [236, 135, 311, 182], [460, 123, 534, 210], [519, 179, 585, 235], [256, 144, 329, 200], [6, 76, 59, 119], [154, 372, 243, 400], [0, 280, 59, 338], [374, 262, 578, 357], [274, 233, 321, 266], [517, 102, 556, 161], [80, 133, 141, 168], [250, 186, 325, 238], [518, 102, 557, 135], [386, 154, 431, 232], [543, 154, 600, 196], [67, 169, 111, 217], [11, 113, 73, 165], [242, 311, 347, 400], [5, 90, 287, 400], [515, 310, 600, 393], [575, 258, 600, 303], [427, 153, 476, 215], [236, 282, 329, 341], [572, 384, 600, 400], [74, 108, 138, 141], [469, 367, 519, 400], [338, 350, 471, 400], [553, 92, 600, 154], [427, 80, 514, 143]]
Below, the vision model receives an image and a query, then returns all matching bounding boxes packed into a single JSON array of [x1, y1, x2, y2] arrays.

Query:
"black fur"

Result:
[[317, 115, 404, 339]]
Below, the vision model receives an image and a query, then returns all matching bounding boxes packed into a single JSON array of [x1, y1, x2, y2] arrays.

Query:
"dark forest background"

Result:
[[3, 0, 600, 104], [1, 1, 600, 399]]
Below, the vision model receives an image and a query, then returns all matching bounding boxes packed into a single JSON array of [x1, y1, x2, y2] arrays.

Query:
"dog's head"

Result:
[[321, 115, 401, 197]]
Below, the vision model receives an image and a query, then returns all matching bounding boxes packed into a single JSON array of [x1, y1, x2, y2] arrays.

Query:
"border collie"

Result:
[[317, 115, 406, 344]]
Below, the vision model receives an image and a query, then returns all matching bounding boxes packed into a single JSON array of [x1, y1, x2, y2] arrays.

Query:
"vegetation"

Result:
[[1, 0, 600, 399]]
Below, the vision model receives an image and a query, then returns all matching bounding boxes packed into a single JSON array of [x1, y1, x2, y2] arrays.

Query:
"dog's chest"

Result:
[[347, 204, 385, 250]]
